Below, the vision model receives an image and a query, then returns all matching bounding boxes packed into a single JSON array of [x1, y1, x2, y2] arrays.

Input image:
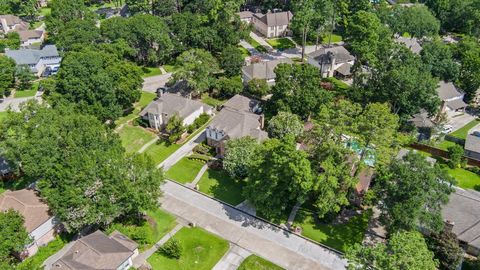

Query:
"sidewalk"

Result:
[[212, 244, 251, 270]]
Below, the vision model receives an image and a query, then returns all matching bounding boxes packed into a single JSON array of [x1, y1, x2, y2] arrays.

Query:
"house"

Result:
[[396, 148, 437, 165], [437, 81, 468, 113], [395, 36, 423, 54], [442, 187, 480, 256], [140, 93, 213, 131], [0, 189, 60, 258], [206, 95, 268, 156], [51, 230, 138, 270], [18, 30, 45, 47], [242, 58, 293, 85], [0, 15, 29, 33], [251, 11, 293, 38], [465, 132, 480, 161], [5, 45, 62, 77], [307, 46, 355, 78], [408, 110, 436, 140], [237, 11, 254, 23]]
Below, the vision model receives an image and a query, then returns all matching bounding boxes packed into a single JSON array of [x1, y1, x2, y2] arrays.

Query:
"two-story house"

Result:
[[140, 93, 213, 131], [251, 11, 293, 38], [242, 58, 293, 86], [206, 95, 268, 156], [437, 81, 468, 113], [0, 15, 28, 33], [5, 45, 62, 77], [0, 189, 61, 259], [307, 46, 355, 78]]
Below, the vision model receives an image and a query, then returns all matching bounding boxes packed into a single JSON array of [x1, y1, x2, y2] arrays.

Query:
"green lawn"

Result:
[[138, 91, 157, 108], [266, 38, 296, 50], [198, 169, 246, 205], [14, 82, 38, 98], [107, 209, 176, 252], [238, 46, 251, 58], [142, 67, 163, 78], [321, 33, 343, 44], [238, 255, 284, 270], [118, 125, 157, 153], [145, 140, 181, 165], [201, 93, 225, 107], [115, 91, 156, 126], [163, 64, 179, 73], [447, 167, 480, 190], [436, 140, 461, 151], [294, 209, 372, 252], [0, 111, 7, 122], [38, 7, 51, 17], [16, 235, 69, 270], [148, 227, 229, 270], [246, 36, 268, 53], [450, 119, 480, 140], [166, 157, 205, 184]]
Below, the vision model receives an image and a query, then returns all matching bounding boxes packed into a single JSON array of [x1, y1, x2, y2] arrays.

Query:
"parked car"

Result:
[[442, 125, 453, 134]]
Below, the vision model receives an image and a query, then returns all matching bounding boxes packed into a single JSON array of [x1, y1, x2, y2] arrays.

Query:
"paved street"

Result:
[[0, 94, 42, 112], [142, 73, 172, 93], [160, 181, 347, 270]]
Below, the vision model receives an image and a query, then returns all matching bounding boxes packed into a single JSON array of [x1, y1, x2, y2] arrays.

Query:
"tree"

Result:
[[346, 231, 438, 270], [268, 64, 332, 119], [173, 49, 220, 94], [244, 138, 314, 219], [215, 76, 243, 98], [0, 56, 16, 97], [424, 0, 480, 37], [53, 49, 142, 122], [0, 32, 20, 52], [377, 152, 454, 233], [457, 42, 480, 102], [426, 228, 464, 270], [0, 209, 31, 263], [15, 65, 34, 91], [159, 238, 182, 259], [389, 6, 440, 38], [0, 103, 164, 232], [0, 0, 36, 17], [246, 78, 269, 98], [223, 137, 261, 179], [56, 19, 101, 51], [165, 114, 185, 143], [46, 0, 96, 38], [447, 144, 465, 168], [267, 111, 304, 141], [421, 40, 459, 82], [219, 45, 244, 77]]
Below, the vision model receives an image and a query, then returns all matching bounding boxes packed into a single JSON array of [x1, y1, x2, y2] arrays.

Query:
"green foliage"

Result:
[[46, 0, 96, 38], [16, 235, 69, 270], [0, 32, 20, 52], [244, 138, 314, 219], [0, 56, 16, 97], [56, 19, 101, 51], [219, 45, 244, 77], [246, 78, 270, 98], [377, 152, 455, 233], [447, 144, 465, 168], [456, 38, 480, 102], [215, 76, 243, 98], [223, 137, 261, 179], [159, 238, 182, 259], [0, 0, 36, 17], [388, 5, 440, 38], [187, 113, 210, 133], [424, 0, 480, 37], [0, 209, 31, 263], [0, 103, 164, 232], [421, 40, 459, 82], [166, 114, 185, 143], [346, 231, 438, 270], [238, 255, 284, 270], [267, 111, 304, 141], [426, 228, 464, 270], [15, 65, 34, 91]]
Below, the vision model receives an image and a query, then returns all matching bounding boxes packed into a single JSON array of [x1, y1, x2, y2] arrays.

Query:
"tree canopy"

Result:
[[223, 137, 262, 179], [267, 111, 304, 141], [0, 210, 30, 263]]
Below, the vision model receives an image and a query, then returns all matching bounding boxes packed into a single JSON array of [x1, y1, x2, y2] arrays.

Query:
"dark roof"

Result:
[[408, 110, 435, 128], [0, 156, 10, 175], [446, 99, 468, 110], [395, 36, 422, 54], [308, 46, 355, 65], [465, 134, 480, 154], [5, 45, 59, 66], [253, 11, 293, 27]]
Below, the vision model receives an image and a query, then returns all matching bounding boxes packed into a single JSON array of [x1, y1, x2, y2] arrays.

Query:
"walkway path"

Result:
[[157, 131, 206, 170], [212, 244, 251, 270], [249, 32, 273, 50], [138, 138, 159, 153], [160, 181, 347, 270], [132, 224, 184, 268], [159, 66, 167, 75], [190, 164, 208, 186]]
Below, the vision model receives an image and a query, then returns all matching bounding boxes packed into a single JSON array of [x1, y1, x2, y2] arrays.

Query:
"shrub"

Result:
[[448, 144, 465, 168], [159, 238, 182, 259]]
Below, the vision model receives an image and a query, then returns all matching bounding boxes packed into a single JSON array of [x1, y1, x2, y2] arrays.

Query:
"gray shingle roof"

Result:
[[408, 110, 435, 128], [237, 11, 253, 19], [465, 134, 480, 153], [0, 15, 28, 30], [222, 94, 260, 113], [242, 58, 293, 81], [437, 81, 463, 101], [395, 36, 423, 54], [208, 107, 268, 141], [5, 45, 59, 66], [253, 11, 293, 27], [396, 148, 437, 165], [140, 93, 211, 122], [308, 46, 355, 65]]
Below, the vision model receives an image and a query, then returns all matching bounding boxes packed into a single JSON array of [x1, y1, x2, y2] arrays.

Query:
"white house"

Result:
[[437, 81, 468, 113], [51, 230, 139, 270], [307, 45, 355, 78], [242, 58, 293, 86], [250, 11, 293, 38], [5, 45, 62, 77], [140, 93, 213, 131], [0, 189, 61, 259], [0, 15, 28, 33]]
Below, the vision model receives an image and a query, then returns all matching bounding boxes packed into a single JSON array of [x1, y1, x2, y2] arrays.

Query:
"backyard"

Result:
[[450, 119, 480, 139], [321, 33, 343, 44], [166, 157, 205, 184], [147, 227, 229, 270], [198, 169, 246, 206], [14, 82, 38, 98], [266, 38, 296, 50], [293, 209, 372, 252], [201, 93, 225, 107], [16, 235, 70, 270], [142, 67, 163, 78], [119, 125, 157, 153], [115, 91, 156, 126], [0, 111, 7, 122], [446, 167, 480, 190], [238, 255, 284, 270]]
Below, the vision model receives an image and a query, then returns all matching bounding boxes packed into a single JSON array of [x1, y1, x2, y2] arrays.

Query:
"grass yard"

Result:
[[142, 67, 163, 78], [201, 93, 226, 107], [238, 46, 251, 58], [266, 38, 296, 50], [163, 64, 179, 73], [198, 169, 246, 206], [148, 227, 229, 270], [446, 167, 480, 190], [321, 33, 343, 44], [107, 209, 177, 252], [238, 255, 284, 270], [115, 91, 156, 126], [294, 209, 372, 252], [14, 82, 38, 98], [166, 157, 205, 184], [246, 36, 268, 53], [119, 125, 157, 153], [450, 119, 480, 140], [138, 91, 157, 108], [436, 140, 461, 151], [144, 140, 181, 165], [0, 111, 7, 122], [38, 7, 51, 17], [16, 235, 69, 270]]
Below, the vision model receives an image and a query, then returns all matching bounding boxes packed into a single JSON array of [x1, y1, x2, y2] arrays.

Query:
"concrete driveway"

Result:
[[160, 181, 347, 270], [157, 131, 206, 170], [447, 112, 477, 132], [0, 94, 42, 112], [142, 73, 172, 93]]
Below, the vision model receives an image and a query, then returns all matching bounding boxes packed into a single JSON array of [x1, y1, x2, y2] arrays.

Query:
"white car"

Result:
[[442, 125, 453, 134]]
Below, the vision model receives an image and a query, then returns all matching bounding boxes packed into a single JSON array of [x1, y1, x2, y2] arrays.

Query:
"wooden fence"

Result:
[[410, 143, 480, 167]]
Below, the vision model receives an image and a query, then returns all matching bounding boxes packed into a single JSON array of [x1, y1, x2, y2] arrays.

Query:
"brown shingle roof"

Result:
[[308, 46, 355, 64], [242, 58, 293, 81], [253, 11, 293, 27], [140, 93, 211, 121], [17, 30, 44, 42], [0, 189, 52, 232]]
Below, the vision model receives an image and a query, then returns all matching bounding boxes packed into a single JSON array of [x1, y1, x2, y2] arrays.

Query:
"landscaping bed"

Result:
[[238, 255, 284, 270], [166, 157, 205, 184], [198, 169, 246, 205], [119, 125, 157, 153], [266, 38, 296, 50], [147, 227, 229, 270], [293, 209, 372, 252]]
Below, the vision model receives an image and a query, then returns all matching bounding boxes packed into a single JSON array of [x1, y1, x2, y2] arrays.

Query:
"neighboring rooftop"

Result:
[[5, 45, 60, 66], [395, 36, 423, 54], [209, 107, 268, 142], [52, 230, 138, 270], [408, 110, 435, 128], [17, 30, 43, 42], [396, 148, 437, 166], [222, 94, 260, 113], [0, 189, 51, 232], [253, 11, 293, 26], [140, 93, 211, 121], [465, 134, 480, 154], [308, 45, 355, 64], [0, 14, 29, 30], [437, 81, 463, 100], [242, 58, 293, 81], [237, 11, 253, 19]]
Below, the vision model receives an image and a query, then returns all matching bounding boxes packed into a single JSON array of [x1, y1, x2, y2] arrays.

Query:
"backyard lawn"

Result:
[[107, 209, 177, 252], [436, 140, 461, 151], [119, 125, 157, 153], [246, 37, 268, 53], [198, 169, 246, 206], [238, 255, 284, 270], [0, 111, 7, 122], [14, 82, 38, 98], [450, 119, 480, 139], [115, 91, 156, 126], [266, 38, 296, 50], [16, 235, 69, 270], [142, 67, 162, 78], [294, 209, 372, 252], [321, 33, 343, 44], [166, 157, 205, 184], [163, 64, 179, 73], [201, 93, 225, 107], [447, 167, 480, 190], [144, 140, 181, 165], [147, 227, 229, 270]]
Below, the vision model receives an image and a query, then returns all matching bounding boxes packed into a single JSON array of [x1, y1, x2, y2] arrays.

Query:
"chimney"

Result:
[[444, 219, 455, 232], [156, 87, 165, 98], [259, 114, 265, 129]]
